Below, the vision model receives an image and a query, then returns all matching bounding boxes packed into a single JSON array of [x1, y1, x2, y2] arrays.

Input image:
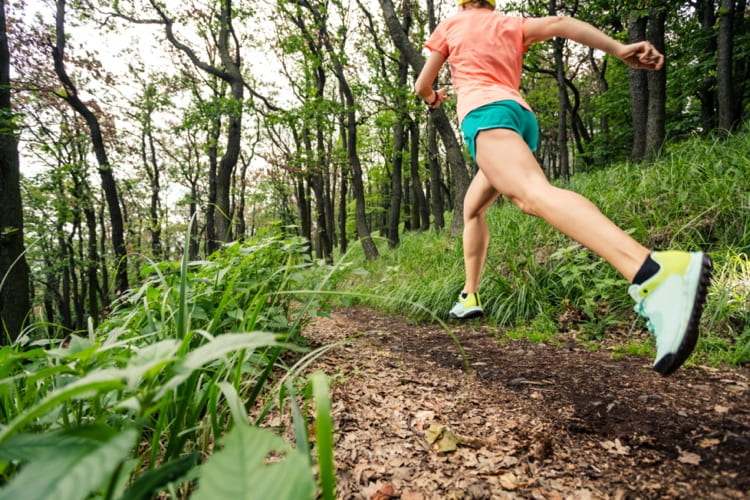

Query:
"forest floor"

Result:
[[285, 305, 750, 500]]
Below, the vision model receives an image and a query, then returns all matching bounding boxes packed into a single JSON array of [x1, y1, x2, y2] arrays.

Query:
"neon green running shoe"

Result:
[[448, 291, 484, 320], [628, 251, 713, 376]]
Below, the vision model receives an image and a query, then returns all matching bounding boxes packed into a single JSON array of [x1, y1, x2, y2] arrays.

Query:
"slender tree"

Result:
[[51, 0, 129, 294], [0, 0, 30, 341]]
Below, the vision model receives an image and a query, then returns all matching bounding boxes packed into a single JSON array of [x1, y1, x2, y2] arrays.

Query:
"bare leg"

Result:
[[462, 169, 500, 293], [475, 129, 650, 282]]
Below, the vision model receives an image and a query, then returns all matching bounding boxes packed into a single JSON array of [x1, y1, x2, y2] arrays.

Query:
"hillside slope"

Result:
[[334, 130, 750, 366]]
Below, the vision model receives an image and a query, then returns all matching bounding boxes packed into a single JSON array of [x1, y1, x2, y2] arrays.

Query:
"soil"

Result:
[[295, 305, 750, 499]]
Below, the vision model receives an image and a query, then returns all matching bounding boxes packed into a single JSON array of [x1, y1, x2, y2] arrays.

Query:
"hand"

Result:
[[616, 41, 664, 71], [426, 88, 448, 109]]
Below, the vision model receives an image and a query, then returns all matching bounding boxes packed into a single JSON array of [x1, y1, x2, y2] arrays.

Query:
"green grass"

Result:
[[0, 231, 337, 499], [332, 129, 750, 367]]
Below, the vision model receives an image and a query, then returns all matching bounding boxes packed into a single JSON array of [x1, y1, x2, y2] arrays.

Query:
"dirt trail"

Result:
[[299, 306, 750, 499]]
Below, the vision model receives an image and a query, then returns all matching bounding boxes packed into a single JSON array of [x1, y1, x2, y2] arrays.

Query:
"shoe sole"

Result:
[[653, 254, 713, 376], [448, 309, 484, 320]]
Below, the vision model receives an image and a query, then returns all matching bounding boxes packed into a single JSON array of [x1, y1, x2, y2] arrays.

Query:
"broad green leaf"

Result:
[[182, 332, 286, 371], [118, 453, 198, 500], [0, 426, 114, 462], [193, 424, 314, 500], [0, 428, 138, 500], [0, 369, 126, 443], [155, 333, 293, 399], [125, 339, 180, 385]]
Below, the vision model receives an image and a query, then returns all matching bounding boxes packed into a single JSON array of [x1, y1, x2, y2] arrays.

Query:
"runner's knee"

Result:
[[510, 182, 554, 217]]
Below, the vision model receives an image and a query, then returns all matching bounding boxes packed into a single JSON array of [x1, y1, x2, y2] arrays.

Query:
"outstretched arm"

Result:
[[523, 16, 664, 71]]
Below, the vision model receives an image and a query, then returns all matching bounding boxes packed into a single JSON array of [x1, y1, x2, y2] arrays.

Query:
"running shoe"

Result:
[[448, 291, 484, 319], [628, 251, 713, 375]]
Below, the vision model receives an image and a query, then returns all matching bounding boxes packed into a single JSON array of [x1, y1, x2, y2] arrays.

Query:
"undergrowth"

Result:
[[0, 230, 337, 499], [332, 130, 750, 367]]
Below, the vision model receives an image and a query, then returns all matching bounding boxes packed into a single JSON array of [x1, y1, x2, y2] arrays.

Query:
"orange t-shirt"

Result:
[[423, 9, 531, 126]]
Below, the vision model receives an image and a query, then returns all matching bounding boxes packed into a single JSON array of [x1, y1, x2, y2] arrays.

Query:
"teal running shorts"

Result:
[[460, 99, 539, 163]]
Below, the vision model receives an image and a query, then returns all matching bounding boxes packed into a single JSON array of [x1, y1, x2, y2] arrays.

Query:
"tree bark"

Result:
[[645, 8, 667, 157], [379, 0, 470, 237], [388, 49, 408, 247], [698, 0, 718, 131], [628, 14, 649, 161], [206, 101, 221, 254], [0, 0, 31, 341], [717, 0, 736, 131], [338, 96, 349, 256], [553, 35, 570, 178], [97, 203, 109, 307], [427, 116, 445, 230], [410, 119, 429, 230], [732, 0, 747, 127], [84, 204, 99, 327], [140, 115, 162, 257], [52, 0, 128, 294]]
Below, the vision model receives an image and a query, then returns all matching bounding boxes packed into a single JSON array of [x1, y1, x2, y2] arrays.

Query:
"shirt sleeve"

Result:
[[423, 21, 449, 58]]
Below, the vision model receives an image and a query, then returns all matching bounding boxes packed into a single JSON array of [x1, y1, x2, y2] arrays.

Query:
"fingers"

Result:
[[627, 41, 664, 70], [429, 88, 449, 109]]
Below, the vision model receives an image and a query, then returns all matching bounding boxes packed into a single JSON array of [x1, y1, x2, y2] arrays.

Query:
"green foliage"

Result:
[[193, 423, 314, 500], [336, 130, 750, 366], [0, 232, 338, 499], [312, 372, 336, 500], [0, 427, 138, 500]]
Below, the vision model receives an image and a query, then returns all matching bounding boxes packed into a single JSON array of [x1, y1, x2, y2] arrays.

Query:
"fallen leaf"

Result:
[[499, 472, 519, 490], [677, 450, 701, 465], [714, 404, 730, 414], [600, 439, 629, 455], [698, 438, 720, 448], [437, 428, 459, 453], [401, 491, 425, 500], [425, 423, 445, 444]]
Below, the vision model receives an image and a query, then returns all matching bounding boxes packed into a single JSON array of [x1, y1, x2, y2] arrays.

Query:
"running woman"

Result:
[[414, 0, 713, 375]]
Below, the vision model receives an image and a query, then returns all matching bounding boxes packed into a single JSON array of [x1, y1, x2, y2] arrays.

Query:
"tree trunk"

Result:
[[56, 219, 73, 331], [188, 182, 200, 260], [388, 50, 408, 247], [215, 80, 243, 242], [53, 0, 128, 294], [236, 163, 247, 240], [646, 8, 667, 157], [733, 0, 747, 126], [403, 167, 412, 231], [698, 0, 718, 131], [628, 14, 649, 161], [206, 104, 221, 254], [553, 36, 570, 179], [141, 123, 162, 257], [379, 0, 470, 237], [84, 205, 99, 327], [410, 119, 429, 230], [0, 0, 31, 341], [717, 0, 736, 131], [98, 203, 109, 308], [427, 115, 445, 230], [338, 102, 349, 256]]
